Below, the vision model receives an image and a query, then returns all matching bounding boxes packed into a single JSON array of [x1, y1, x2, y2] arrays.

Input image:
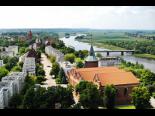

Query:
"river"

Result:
[[60, 36, 155, 73]]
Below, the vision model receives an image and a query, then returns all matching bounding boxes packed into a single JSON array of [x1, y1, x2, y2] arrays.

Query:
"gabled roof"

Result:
[[94, 72, 139, 86], [68, 67, 139, 86]]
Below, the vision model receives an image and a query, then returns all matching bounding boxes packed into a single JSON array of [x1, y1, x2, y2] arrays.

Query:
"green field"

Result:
[[78, 39, 126, 50]]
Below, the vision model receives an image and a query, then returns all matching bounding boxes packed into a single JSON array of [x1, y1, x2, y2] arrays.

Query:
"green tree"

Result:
[[2, 56, 10, 64], [50, 62, 60, 78], [23, 87, 36, 109], [0, 67, 9, 80], [104, 85, 117, 109], [96, 53, 102, 58], [75, 58, 84, 68], [21, 75, 35, 95], [57, 68, 68, 84], [36, 76, 46, 84], [53, 86, 75, 108], [37, 67, 45, 76], [49, 55, 56, 63], [8, 94, 23, 109], [23, 86, 46, 109], [75, 50, 88, 59], [22, 85, 74, 109], [64, 53, 76, 63], [36, 50, 41, 59], [131, 86, 151, 109], [11, 65, 22, 72], [19, 47, 26, 55], [75, 81, 101, 109], [4, 57, 19, 71]]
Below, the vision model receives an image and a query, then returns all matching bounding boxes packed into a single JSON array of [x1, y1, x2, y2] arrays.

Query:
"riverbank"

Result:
[[77, 39, 155, 60], [134, 54, 155, 60], [77, 39, 126, 50]]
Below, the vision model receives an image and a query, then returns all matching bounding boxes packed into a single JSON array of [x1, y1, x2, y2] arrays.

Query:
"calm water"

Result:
[[60, 36, 155, 73]]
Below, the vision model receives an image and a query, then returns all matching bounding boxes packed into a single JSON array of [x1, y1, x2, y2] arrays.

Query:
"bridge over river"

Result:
[[95, 50, 135, 56]]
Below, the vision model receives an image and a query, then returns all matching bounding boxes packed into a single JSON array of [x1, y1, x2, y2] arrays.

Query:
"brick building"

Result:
[[67, 67, 139, 105]]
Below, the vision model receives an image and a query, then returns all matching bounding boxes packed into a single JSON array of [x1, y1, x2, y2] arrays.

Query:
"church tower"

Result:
[[27, 30, 32, 40], [84, 34, 98, 68]]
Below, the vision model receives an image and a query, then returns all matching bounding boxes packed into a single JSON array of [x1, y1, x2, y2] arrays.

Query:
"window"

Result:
[[116, 89, 119, 96], [124, 88, 128, 96]]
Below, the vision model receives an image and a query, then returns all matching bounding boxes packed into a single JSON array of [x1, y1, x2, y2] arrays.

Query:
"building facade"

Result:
[[5, 46, 18, 55], [0, 84, 9, 109], [45, 46, 64, 62], [0, 51, 14, 57], [0, 81, 13, 109], [0, 72, 26, 109], [23, 57, 36, 75], [67, 67, 139, 105]]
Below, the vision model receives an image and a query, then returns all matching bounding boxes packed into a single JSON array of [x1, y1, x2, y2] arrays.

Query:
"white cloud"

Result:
[[0, 6, 154, 29]]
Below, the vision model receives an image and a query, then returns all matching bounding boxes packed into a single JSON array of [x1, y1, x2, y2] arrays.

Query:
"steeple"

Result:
[[84, 33, 98, 68], [89, 34, 95, 56]]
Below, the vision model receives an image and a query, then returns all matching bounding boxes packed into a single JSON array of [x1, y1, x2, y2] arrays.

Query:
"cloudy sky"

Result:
[[0, 6, 155, 30]]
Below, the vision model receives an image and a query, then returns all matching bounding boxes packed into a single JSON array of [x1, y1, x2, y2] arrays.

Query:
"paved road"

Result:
[[40, 53, 78, 104], [40, 53, 57, 88]]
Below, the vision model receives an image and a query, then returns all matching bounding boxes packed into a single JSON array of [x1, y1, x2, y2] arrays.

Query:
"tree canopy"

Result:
[[0, 67, 9, 80], [131, 86, 151, 109], [64, 53, 76, 64], [104, 85, 117, 109], [75, 81, 101, 109]]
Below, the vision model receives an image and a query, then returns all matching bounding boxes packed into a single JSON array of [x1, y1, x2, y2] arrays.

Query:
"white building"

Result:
[[2, 72, 26, 94], [5, 46, 18, 56], [0, 60, 3, 67], [0, 83, 9, 109], [0, 72, 26, 109], [0, 81, 14, 109], [9, 72, 26, 84], [23, 57, 36, 75], [0, 51, 14, 57], [45, 46, 64, 62]]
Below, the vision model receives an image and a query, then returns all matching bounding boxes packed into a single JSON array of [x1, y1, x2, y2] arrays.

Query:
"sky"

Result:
[[0, 6, 155, 30]]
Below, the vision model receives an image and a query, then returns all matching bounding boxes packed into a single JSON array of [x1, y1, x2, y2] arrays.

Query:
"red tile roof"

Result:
[[68, 67, 139, 86], [94, 72, 139, 86]]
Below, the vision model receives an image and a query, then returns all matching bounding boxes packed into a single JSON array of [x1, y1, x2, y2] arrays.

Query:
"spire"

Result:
[[89, 33, 95, 56], [89, 45, 95, 56]]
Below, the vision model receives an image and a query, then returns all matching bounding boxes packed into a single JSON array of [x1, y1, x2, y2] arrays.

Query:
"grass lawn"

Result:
[[116, 105, 135, 109], [134, 54, 155, 60]]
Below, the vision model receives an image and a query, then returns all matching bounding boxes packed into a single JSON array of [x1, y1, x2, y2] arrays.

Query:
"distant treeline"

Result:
[[125, 32, 155, 40], [103, 40, 155, 55]]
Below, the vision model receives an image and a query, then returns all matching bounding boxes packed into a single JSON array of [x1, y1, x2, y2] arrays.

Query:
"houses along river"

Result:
[[60, 36, 155, 73]]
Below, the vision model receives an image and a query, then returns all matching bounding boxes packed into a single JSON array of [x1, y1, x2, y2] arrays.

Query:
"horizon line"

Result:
[[0, 28, 155, 31]]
